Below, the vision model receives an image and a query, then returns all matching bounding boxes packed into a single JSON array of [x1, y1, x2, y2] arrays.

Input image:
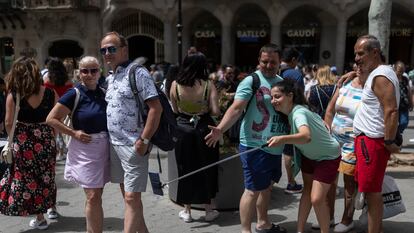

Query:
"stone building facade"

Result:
[[1, 0, 414, 75]]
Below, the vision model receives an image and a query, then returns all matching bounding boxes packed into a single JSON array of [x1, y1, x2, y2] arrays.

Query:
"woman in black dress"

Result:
[[169, 52, 220, 223]]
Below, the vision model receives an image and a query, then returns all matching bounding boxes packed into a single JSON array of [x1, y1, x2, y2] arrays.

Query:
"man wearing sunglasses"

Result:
[[101, 31, 162, 233]]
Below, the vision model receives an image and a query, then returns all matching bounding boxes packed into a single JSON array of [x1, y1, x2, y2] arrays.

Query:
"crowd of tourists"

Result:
[[0, 32, 411, 233]]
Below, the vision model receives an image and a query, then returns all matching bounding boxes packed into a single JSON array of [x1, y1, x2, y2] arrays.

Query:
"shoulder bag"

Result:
[[0, 93, 21, 164]]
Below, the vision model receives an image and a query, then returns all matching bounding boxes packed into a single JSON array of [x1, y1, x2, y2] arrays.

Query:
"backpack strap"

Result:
[[128, 63, 145, 126], [247, 72, 260, 109], [241, 72, 260, 120]]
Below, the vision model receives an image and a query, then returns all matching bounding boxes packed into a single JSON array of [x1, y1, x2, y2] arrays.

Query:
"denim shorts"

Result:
[[239, 145, 282, 191]]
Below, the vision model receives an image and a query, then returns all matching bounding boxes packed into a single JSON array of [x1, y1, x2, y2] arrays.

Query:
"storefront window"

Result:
[[234, 4, 270, 72], [389, 4, 414, 66], [281, 7, 321, 65], [190, 12, 221, 65], [0, 37, 14, 76], [345, 9, 368, 70]]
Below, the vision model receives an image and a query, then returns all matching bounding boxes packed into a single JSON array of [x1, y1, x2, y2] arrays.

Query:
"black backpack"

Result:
[[129, 63, 179, 151]]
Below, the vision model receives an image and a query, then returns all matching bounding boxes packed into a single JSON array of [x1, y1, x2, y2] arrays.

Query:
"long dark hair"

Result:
[[175, 52, 209, 86], [273, 79, 307, 106], [164, 65, 179, 99], [47, 57, 69, 86]]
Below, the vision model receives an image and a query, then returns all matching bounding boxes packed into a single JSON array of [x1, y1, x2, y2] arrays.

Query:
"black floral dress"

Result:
[[0, 88, 57, 216]]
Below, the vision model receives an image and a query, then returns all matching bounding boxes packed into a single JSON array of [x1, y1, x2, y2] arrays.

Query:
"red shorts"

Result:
[[354, 135, 390, 192], [301, 155, 340, 184]]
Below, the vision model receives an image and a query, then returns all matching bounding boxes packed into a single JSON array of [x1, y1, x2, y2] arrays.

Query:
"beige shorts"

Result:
[[110, 144, 149, 193]]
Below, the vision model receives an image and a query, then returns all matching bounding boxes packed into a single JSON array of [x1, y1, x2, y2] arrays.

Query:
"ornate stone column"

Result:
[[221, 24, 233, 65], [163, 20, 174, 63], [335, 18, 347, 74], [369, 0, 392, 62]]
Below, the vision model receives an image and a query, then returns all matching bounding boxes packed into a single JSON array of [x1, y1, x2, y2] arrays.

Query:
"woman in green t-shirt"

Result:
[[267, 79, 340, 233]]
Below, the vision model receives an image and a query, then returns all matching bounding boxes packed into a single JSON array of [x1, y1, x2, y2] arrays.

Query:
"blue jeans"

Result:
[[398, 110, 409, 134]]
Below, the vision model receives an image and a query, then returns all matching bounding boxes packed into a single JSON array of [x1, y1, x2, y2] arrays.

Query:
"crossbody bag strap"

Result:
[[315, 86, 325, 112], [203, 80, 209, 101], [68, 87, 80, 126], [8, 93, 21, 145], [175, 82, 181, 102]]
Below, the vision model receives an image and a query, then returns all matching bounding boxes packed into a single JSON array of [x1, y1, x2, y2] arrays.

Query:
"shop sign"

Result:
[[390, 28, 412, 37], [347, 28, 367, 37], [286, 28, 316, 37], [347, 28, 412, 37], [237, 30, 268, 38], [194, 30, 216, 38]]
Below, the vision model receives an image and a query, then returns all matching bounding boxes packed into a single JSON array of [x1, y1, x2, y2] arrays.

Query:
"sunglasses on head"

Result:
[[99, 46, 118, 55], [80, 68, 99, 75]]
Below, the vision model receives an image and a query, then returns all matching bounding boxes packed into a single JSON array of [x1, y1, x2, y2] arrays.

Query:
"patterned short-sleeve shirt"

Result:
[[105, 62, 159, 146]]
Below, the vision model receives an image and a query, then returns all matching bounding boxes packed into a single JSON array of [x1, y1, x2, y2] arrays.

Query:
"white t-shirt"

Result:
[[353, 65, 400, 138]]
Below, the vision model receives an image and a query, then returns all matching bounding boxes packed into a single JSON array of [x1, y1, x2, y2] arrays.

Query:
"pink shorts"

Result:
[[354, 135, 390, 193], [301, 155, 340, 184]]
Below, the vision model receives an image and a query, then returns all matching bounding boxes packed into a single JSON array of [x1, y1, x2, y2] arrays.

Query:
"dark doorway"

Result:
[[281, 6, 322, 65], [128, 36, 155, 66], [234, 4, 270, 72], [48, 40, 84, 58], [0, 37, 13, 75], [190, 11, 222, 65]]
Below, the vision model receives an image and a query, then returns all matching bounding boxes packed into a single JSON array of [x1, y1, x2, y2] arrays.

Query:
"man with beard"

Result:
[[206, 44, 288, 233]]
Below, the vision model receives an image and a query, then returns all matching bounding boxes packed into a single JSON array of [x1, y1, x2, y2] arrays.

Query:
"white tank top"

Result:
[[353, 65, 400, 138]]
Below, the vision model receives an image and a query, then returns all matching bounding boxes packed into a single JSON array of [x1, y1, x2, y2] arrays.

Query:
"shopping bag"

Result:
[[0, 142, 12, 164], [359, 175, 406, 225]]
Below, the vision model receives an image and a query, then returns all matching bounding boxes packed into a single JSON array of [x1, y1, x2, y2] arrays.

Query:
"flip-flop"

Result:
[[255, 223, 287, 233]]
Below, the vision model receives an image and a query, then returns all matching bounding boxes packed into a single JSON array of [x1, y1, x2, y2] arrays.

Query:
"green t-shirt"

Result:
[[235, 70, 289, 155], [289, 105, 340, 160]]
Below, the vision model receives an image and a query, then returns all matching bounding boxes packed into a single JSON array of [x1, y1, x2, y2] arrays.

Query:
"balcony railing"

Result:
[[10, 0, 100, 10]]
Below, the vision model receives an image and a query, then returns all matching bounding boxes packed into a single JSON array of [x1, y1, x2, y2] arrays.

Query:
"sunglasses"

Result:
[[99, 46, 118, 55], [80, 68, 99, 75]]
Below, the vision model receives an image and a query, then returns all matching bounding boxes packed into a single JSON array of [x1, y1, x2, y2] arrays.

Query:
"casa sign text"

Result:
[[194, 30, 216, 38]]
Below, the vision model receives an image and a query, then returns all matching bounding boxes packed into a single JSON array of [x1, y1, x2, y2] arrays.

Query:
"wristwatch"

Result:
[[384, 139, 395, 145], [140, 137, 150, 145]]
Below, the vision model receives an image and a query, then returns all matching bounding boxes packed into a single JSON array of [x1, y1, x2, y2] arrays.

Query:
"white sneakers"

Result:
[[333, 222, 355, 233], [204, 210, 220, 222], [311, 218, 335, 229], [178, 210, 193, 223], [47, 208, 59, 219], [29, 218, 48, 230], [178, 209, 220, 223]]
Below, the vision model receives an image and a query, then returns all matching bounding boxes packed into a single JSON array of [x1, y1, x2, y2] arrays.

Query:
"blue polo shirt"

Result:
[[281, 68, 305, 91], [59, 84, 108, 134]]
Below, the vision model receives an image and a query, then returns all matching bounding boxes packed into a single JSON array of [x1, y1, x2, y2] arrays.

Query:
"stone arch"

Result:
[[111, 10, 164, 64], [47, 39, 84, 59]]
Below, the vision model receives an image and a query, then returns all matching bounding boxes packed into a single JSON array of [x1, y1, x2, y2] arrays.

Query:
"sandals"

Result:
[[256, 223, 287, 233]]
